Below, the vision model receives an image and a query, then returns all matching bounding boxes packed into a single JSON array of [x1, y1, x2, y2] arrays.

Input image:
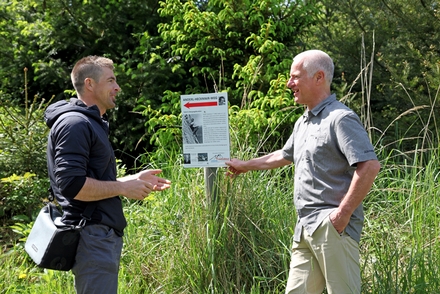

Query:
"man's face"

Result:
[[92, 67, 121, 113], [286, 60, 315, 106]]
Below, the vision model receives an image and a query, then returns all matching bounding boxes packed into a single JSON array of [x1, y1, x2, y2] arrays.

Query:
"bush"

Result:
[[0, 68, 53, 179], [0, 173, 49, 220]]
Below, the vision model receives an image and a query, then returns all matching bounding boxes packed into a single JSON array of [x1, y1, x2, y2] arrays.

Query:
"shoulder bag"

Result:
[[25, 198, 96, 271]]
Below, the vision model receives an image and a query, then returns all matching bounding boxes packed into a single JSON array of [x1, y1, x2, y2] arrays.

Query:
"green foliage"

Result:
[[0, 67, 52, 220], [2, 0, 440, 170], [0, 0, 171, 166], [0, 173, 49, 219], [0, 0, 68, 102], [0, 69, 53, 178], [137, 0, 318, 157], [156, 0, 318, 100], [360, 143, 440, 293]]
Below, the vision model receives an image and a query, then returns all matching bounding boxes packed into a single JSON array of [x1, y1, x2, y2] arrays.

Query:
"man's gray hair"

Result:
[[294, 50, 334, 84]]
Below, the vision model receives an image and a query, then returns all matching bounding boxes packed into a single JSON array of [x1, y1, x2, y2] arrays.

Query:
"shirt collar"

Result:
[[304, 94, 336, 119]]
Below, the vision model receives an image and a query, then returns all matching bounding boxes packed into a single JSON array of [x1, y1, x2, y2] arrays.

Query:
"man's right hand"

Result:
[[121, 169, 171, 200], [121, 178, 157, 200], [225, 159, 248, 178]]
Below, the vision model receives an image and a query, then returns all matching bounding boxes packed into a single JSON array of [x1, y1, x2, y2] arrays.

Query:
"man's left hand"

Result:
[[137, 169, 171, 191], [329, 209, 350, 234]]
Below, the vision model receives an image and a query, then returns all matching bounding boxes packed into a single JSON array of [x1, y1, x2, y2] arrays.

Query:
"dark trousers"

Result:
[[72, 224, 123, 294]]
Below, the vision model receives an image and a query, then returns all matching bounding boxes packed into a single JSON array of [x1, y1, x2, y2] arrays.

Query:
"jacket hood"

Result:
[[44, 98, 103, 128]]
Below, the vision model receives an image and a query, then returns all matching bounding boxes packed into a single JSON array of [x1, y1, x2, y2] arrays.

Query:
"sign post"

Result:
[[204, 167, 218, 204]]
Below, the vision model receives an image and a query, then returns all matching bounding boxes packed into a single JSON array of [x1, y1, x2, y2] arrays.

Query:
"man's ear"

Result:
[[84, 77, 94, 92], [315, 70, 325, 84]]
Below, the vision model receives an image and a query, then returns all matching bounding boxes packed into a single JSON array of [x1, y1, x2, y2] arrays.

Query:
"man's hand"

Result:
[[137, 169, 171, 191], [116, 169, 171, 200], [225, 159, 248, 178], [120, 179, 156, 200], [329, 209, 351, 234], [329, 159, 381, 233]]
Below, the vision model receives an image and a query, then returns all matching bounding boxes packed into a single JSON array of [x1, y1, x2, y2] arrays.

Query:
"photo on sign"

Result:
[[182, 114, 203, 144], [197, 153, 208, 162], [183, 153, 191, 164]]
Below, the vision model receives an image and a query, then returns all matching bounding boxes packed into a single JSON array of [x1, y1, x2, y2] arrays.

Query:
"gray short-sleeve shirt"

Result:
[[282, 94, 377, 243]]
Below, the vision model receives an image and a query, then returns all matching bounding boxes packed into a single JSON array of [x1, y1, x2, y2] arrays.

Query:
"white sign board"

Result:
[[181, 92, 230, 167]]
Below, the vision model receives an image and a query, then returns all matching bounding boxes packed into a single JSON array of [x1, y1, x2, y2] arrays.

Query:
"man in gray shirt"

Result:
[[226, 50, 380, 294]]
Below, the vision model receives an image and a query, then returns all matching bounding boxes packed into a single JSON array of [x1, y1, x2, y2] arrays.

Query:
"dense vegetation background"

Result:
[[1, 0, 440, 293]]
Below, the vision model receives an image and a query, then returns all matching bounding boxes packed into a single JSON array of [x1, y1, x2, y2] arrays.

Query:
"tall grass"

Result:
[[360, 144, 440, 293], [118, 160, 295, 293], [3, 132, 440, 293]]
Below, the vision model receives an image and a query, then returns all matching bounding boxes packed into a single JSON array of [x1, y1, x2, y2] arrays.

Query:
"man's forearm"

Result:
[[73, 171, 166, 202], [339, 159, 381, 215], [330, 159, 381, 233], [246, 150, 291, 171], [74, 177, 124, 201]]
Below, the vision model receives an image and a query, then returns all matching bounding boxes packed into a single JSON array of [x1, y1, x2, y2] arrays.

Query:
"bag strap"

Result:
[[48, 187, 97, 228], [48, 187, 55, 202], [47, 202, 62, 220], [78, 202, 97, 228]]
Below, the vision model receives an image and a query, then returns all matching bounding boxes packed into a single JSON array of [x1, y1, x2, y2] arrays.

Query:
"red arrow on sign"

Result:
[[184, 101, 218, 109]]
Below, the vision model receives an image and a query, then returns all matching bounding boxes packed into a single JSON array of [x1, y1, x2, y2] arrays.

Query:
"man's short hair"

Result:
[[294, 50, 334, 84], [71, 56, 115, 95]]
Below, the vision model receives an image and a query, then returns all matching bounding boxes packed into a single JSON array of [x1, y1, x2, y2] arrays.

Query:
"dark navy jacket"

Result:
[[45, 98, 126, 236]]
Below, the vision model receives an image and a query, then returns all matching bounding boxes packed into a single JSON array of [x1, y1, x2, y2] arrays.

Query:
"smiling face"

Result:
[[287, 59, 316, 107], [90, 67, 120, 113], [286, 50, 333, 110], [71, 56, 121, 115]]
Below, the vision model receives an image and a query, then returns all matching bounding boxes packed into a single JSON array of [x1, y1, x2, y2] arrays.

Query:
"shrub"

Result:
[[0, 173, 49, 220], [0, 68, 53, 178]]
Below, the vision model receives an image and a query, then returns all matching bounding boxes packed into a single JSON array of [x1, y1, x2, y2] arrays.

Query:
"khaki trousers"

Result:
[[285, 217, 361, 294]]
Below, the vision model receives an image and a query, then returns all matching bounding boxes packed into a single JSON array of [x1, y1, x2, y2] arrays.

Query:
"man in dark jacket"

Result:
[[45, 55, 171, 294]]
